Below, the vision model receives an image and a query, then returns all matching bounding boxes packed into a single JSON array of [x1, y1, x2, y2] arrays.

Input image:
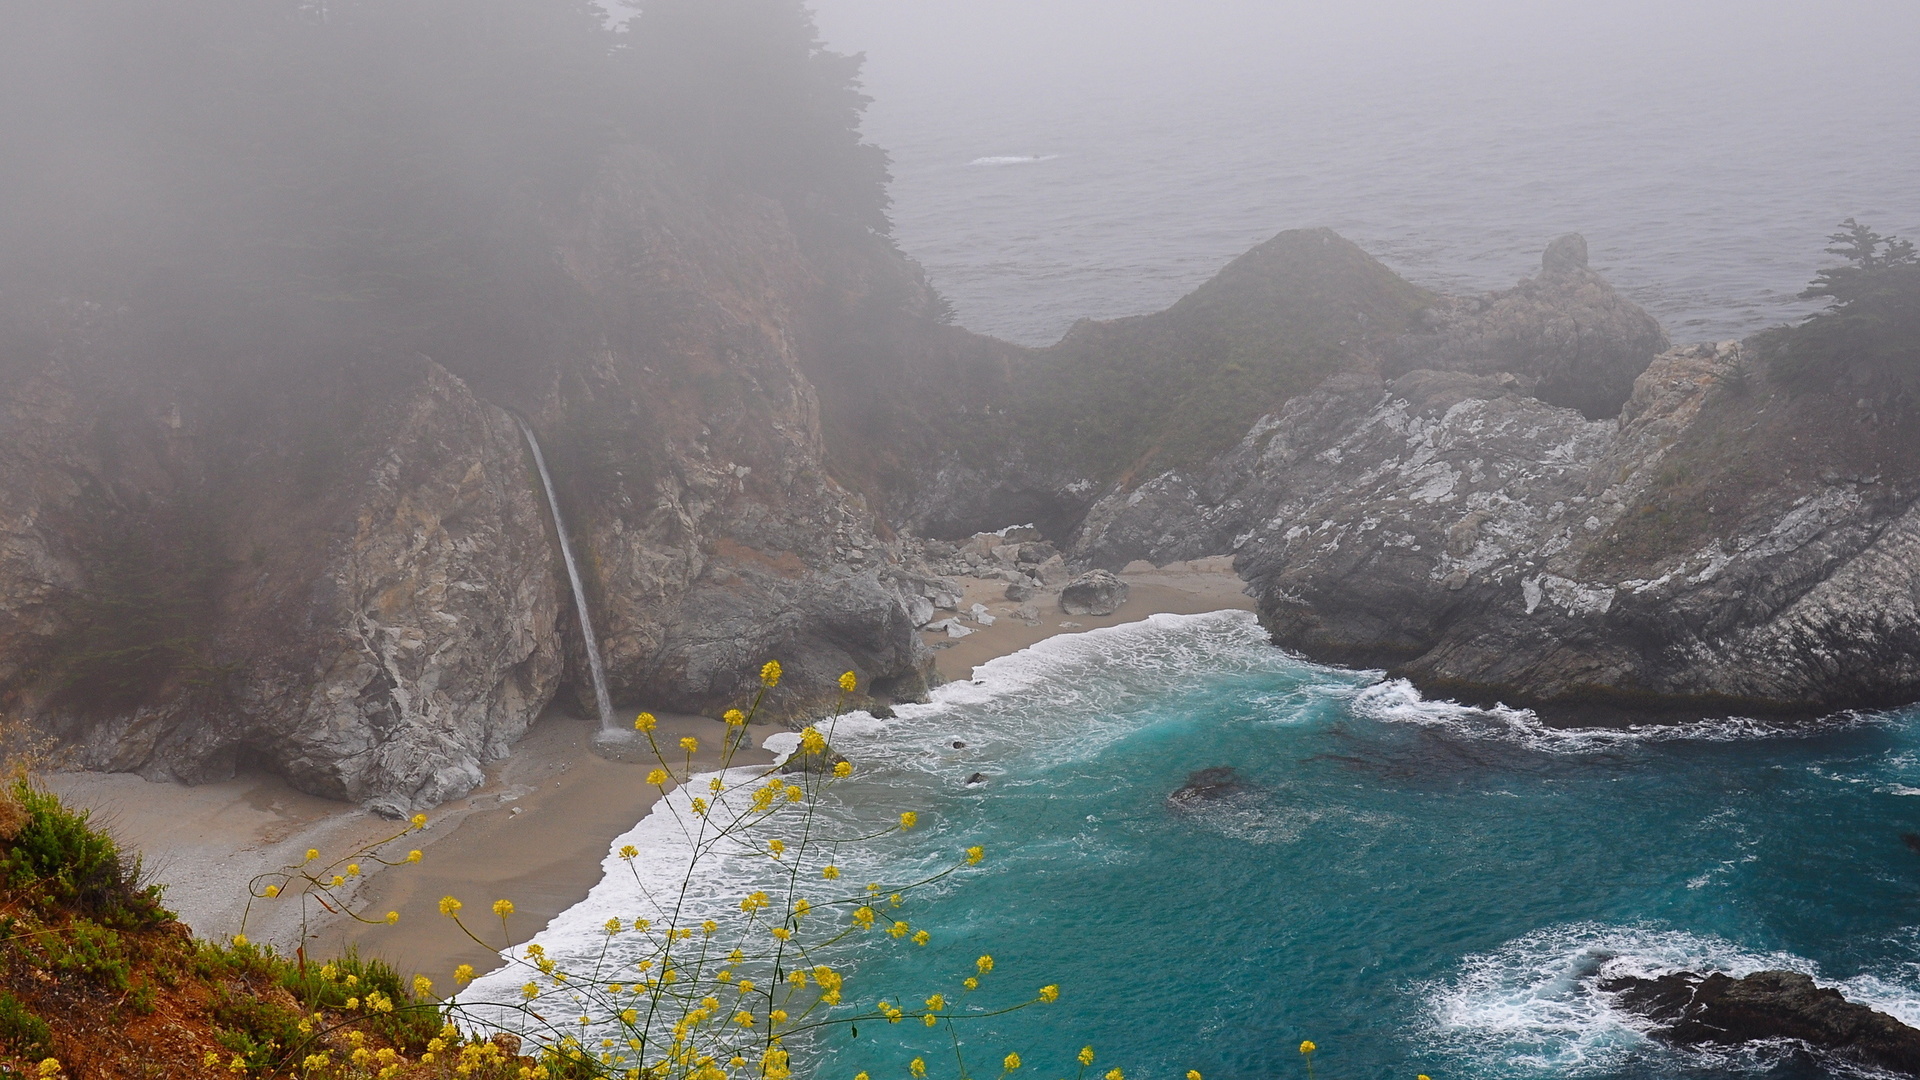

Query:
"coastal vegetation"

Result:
[[1763, 219, 1920, 407]]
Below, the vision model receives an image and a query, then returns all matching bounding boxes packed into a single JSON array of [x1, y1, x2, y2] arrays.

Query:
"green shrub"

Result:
[[42, 917, 132, 992], [0, 782, 166, 927], [0, 990, 50, 1061]]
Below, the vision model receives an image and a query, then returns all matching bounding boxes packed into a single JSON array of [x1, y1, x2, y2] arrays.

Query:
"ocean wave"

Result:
[[1424, 922, 1920, 1076], [966, 154, 1059, 167], [1351, 678, 1888, 753], [457, 609, 1282, 1043], [1424, 924, 1813, 1075]]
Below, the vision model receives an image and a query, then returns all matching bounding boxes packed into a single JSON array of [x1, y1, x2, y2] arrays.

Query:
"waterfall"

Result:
[[515, 416, 616, 733]]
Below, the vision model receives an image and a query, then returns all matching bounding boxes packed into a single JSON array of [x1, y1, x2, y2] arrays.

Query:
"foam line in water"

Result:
[[966, 154, 1060, 166], [1352, 677, 1885, 753]]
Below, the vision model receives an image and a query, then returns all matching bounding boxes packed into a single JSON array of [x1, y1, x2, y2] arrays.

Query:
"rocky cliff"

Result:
[[1068, 238, 1919, 720], [0, 148, 947, 814]]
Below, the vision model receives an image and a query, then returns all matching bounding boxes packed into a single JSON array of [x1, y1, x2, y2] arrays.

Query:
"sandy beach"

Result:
[[44, 562, 1253, 985]]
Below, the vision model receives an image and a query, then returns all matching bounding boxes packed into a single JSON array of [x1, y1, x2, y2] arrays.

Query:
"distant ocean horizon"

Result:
[[811, 0, 1920, 347]]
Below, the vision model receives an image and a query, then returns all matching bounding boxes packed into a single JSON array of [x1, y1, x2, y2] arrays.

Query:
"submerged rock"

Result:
[[1166, 766, 1254, 810], [1603, 969, 1920, 1075]]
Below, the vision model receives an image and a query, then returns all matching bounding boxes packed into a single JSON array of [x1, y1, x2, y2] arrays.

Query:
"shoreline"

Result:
[[43, 563, 1254, 985]]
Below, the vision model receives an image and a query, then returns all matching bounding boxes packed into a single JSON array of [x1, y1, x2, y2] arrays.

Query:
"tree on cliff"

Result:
[[622, 0, 893, 235], [1767, 220, 1920, 406]]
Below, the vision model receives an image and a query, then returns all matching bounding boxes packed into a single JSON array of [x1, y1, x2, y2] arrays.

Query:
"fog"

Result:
[[807, 0, 1920, 341]]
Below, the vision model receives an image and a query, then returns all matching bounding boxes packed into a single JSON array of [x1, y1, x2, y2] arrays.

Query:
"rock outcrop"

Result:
[[1384, 233, 1670, 419], [1604, 969, 1920, 1075], [1069, 238, 1919, 720], [1, 151, 943, 811], [1059, 570, 1128, 617]]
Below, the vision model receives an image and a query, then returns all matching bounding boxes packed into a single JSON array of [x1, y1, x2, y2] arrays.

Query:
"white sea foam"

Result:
[[1425, 924, 1815, 1075], [457, 609, 1279, 1044], [965, 154, 1059, 166], [1426, 922, 1920, 1076], [1352, 677, 1886, 754]]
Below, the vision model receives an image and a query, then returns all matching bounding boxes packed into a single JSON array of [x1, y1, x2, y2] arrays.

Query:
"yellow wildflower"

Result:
[[385, 910, 399, 924], [966, 845, 985, 864], [913, 930, 931, 946], [976, 954, 994, 974], [1039, 985, 1059, 1003], [963, 976, 978, 990], [329, 875, 346, 887], [438, 895, 463, 917], [1078, 1048, 1095, 1067], [406, 849, 422, 863], [839, 671, 857, 692], [263, 884, 280, 898], [635, 712, 657, 731], [346, 863, 361, 876], [691, 797, 708, 815], [1105, 1072, 1124, 1080], [761, 660, 782, 687], [619, 844, 639, 859], [231, 934, 247, 947], [1299, 1042, 1316, 1055], [304, 848, 318, 862], [1188, 1073, 1203, 1080], [799, 727, 827, 755], [1004, 1054, 1022, 1071], [522, 982, 540, 1000], [680, 736, 699, 754], [833, 760, 853, 778], [455, 964, 475, 986], [823, 864, 841, 879], [852, 905, 876, 928], [411, 813, 428, 828], [769, 839, 786, 858], [605, 917, 623, 935], [414, 975, 433, 998], [724, 709, 747, 726], [909, 1060, 926, 1079], [900, 811, 917, 829]]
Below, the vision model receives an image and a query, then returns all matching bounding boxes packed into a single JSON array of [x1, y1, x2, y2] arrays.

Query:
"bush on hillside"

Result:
[[1766, 219, 1920, 406]]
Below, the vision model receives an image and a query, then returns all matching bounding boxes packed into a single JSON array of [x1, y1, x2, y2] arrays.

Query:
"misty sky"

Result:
[[799, 0, 1920, 341]]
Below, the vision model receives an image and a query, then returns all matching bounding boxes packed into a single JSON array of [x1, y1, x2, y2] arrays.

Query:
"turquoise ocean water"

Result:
[[470, 611, 1920, 1079]]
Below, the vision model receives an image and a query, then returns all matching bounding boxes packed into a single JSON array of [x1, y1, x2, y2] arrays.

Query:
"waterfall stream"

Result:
[[515, 416, 616, 733]]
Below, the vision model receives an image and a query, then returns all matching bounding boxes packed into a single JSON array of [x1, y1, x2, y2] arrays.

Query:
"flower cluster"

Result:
[[422, 664, 1085, 1080]]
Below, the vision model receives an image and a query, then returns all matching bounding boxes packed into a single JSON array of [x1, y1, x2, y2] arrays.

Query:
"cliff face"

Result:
[[1068, 239, 1917, 719], [0, 150, 941, 813]]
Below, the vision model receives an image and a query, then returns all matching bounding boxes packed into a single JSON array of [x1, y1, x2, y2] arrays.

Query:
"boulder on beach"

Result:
[[1060, 569, 1128, 616]]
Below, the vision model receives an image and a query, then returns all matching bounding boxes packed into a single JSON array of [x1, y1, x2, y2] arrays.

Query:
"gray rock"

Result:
[[1004, 581, 1035, 601], [1603, 969, 1920, 1075], [1074, 340, 1920, 720], [1383, 234, 1669, 420], [1060, 570, 1129, 616]]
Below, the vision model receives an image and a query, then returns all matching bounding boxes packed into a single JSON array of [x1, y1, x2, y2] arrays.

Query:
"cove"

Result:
[[508, 612, 1920, 1079]]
